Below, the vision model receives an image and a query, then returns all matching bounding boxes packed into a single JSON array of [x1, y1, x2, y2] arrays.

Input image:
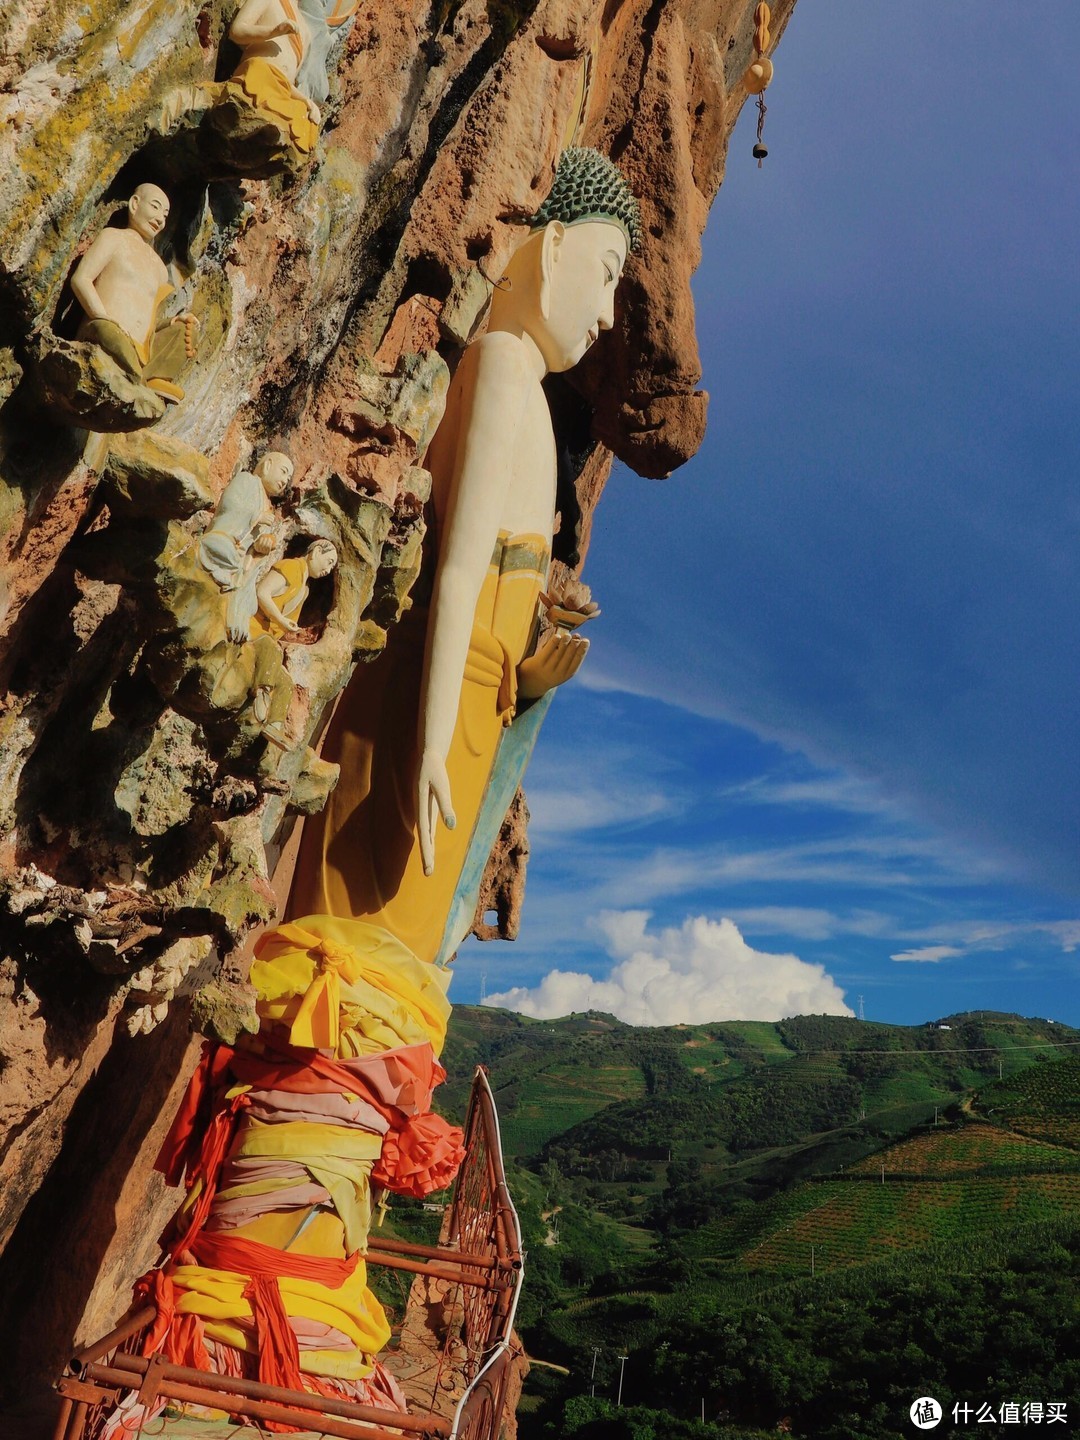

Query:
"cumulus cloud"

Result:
[[890, 945, 963, 963], [484, 911, 853, 1024]]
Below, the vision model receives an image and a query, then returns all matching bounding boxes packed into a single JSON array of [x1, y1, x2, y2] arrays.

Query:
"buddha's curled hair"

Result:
[[529, 147, 642, 253]]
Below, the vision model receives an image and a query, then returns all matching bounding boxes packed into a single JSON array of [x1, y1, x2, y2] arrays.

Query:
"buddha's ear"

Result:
[[539, 221, 565, 321]]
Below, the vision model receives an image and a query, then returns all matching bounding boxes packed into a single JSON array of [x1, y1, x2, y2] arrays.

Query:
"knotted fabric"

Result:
[[252, 916, 452, 1057], [288, 937, 362, 1051], [371, 1110, 466, 1199]]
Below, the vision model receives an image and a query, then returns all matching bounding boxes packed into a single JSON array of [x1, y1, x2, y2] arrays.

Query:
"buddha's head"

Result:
[[495, 149, 641, 375], [127, 183, 170, 242], [255, 451, 294, 497]]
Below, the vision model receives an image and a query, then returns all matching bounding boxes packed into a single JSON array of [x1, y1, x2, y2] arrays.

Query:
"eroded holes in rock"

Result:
[[404, 254, 454, 306], [465, 234, 492, 262]]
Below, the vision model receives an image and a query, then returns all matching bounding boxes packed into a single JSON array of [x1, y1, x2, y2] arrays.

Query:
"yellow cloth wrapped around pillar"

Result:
[[251, 916, 453, 1057], [171, 1257, 390, 1380]]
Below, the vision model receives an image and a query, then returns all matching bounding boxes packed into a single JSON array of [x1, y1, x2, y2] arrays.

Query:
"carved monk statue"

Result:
[[198, 450, 293, 643], [70, 183, 198, 405], [252, 537, 339, 639], [227, 0, 358, 154]]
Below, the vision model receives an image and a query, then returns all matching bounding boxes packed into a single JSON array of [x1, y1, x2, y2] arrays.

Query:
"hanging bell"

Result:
[[753, 140, 768, 161]]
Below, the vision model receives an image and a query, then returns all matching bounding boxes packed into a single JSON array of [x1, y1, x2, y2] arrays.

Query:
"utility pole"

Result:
[[881, 1163, 885, 1185], [810, 1244, 815, 1277], [858, 995, 865, 1021], [480, 971, 487, 1003], [617, 1355, 628, 1407], [999, 1057, 1003, 1080], [590, 1347, 599, 1398]]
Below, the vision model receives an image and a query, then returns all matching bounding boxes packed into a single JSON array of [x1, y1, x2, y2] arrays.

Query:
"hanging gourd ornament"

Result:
[[743, 2, 773, 165]]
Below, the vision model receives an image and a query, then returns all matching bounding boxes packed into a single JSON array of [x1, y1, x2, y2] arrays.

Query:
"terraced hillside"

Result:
[[974, 1052, 1080, 1147], [424, 1010, 1080, 1439]]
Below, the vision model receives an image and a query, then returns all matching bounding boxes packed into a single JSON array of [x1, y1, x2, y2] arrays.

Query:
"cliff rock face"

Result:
[[0, 0, 795, 1400]]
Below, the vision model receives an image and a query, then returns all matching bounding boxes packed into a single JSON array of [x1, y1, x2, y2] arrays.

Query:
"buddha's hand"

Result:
[[252, 532, 277, 555], [518, 629, 589, 700], [267, 19, 300, 37], [418, 747, 456, 877]]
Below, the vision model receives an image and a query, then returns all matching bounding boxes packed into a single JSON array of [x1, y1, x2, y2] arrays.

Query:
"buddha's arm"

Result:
[[70, 231, 119, 321], [416, 333, 533, 876]]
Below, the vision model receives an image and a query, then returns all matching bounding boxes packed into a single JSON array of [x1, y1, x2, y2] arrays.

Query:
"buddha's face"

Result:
[[256, 451, 294, 496], [128, 185, 170, 242], [535, 220, 628, 373]]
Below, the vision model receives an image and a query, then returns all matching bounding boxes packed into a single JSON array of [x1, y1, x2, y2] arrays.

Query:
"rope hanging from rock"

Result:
[[743, 2, 774, 166]]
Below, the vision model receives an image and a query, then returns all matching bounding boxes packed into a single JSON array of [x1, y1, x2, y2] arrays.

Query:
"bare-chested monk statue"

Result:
[[70, 184, 198, 406]]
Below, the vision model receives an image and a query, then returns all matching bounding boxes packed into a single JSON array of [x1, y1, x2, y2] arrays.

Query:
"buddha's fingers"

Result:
[[418, 748, 455, 876]]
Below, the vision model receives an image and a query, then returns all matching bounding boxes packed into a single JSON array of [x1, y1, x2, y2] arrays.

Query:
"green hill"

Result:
[[417, 1008, 1080, 1439]]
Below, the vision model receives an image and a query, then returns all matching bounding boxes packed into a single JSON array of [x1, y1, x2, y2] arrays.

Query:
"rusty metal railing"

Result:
[[53, 1064, 524, 1440], [448, 1067, 524, 1439]]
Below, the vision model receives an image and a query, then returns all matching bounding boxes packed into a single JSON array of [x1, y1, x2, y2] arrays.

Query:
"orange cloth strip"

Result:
[[190, 1232, 359, 1289]]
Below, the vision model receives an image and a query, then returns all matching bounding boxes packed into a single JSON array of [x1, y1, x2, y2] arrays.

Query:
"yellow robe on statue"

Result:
[[289, 530, 549, 964], [250, 556, 308, 639]]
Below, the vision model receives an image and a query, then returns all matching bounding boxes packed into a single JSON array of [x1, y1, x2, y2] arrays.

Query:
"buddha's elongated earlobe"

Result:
[[538, 220, 564, 321]]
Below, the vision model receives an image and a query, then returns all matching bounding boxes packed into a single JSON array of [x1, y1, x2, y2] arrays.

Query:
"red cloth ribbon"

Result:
[[189, 1231, 359, 1289], [243, 1274, 306, 1396], [164, 1088, 251, 1258], [371, 1111, 465, 1199], [155, 1041, 235, 1188], [133, 1269, 212, 1373]]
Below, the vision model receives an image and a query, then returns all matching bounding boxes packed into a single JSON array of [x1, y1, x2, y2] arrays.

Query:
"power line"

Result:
[[785, 1040, 1080, 1059]]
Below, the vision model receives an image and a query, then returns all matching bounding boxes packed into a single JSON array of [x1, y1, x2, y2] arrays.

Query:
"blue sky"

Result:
[[461, 3, 1080, 1027]]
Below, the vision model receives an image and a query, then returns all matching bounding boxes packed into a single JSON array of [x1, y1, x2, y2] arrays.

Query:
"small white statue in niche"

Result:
[[198, 451, 293, 643]]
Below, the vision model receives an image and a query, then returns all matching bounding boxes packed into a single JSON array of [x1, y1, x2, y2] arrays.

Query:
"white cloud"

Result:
[[729, 773, 900, 818], [525, 781, 675, 838], [484, 911, 853, 1025], [727, 906, 893, 941], [890, 945, 963, 964]]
